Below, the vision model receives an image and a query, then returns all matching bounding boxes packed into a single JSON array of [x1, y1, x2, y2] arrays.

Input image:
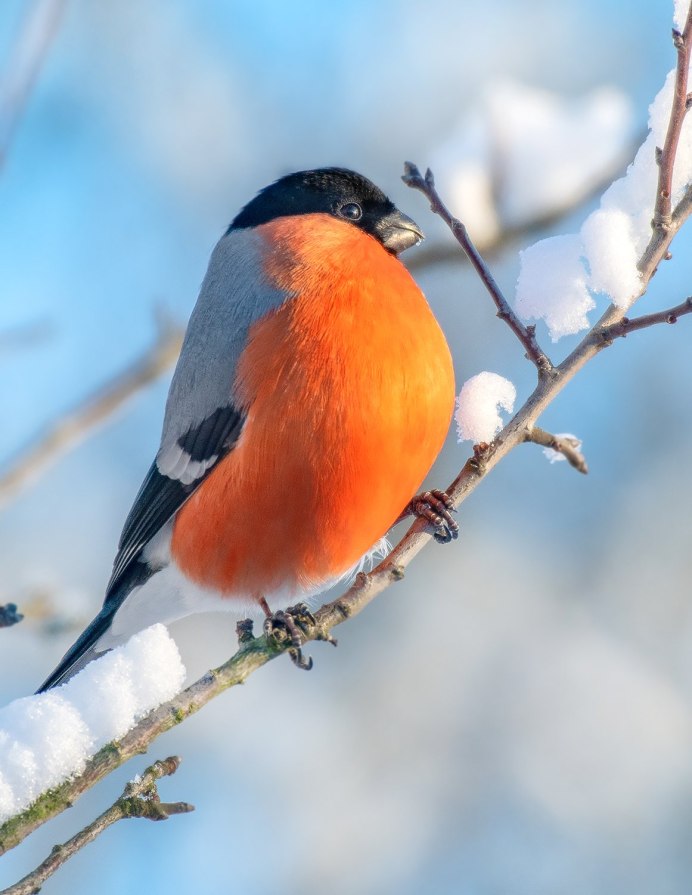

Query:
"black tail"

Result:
[[35, 561, 153, 693], [35, 604, 118, 693]]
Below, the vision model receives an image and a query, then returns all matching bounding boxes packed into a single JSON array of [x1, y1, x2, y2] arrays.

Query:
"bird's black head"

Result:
[[229, 167, 424, 255]]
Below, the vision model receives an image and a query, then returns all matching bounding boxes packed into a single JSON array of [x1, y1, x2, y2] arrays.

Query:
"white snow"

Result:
[[430, 80, 634, 245], [455, 372, 516, 444], [0, 624, 185, 823], [674, 0, 690, 31], [514, 3, 692, 334], [515, 235, 595, 341], [542, 433, 583, 464], [580, 209, 641, 307]]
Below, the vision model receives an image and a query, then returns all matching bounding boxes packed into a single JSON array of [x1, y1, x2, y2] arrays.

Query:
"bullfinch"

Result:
[[38, 167, 456, 691]]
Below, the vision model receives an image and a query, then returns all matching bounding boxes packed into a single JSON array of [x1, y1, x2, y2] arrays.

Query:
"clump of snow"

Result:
[[542, 433, 583, 464], [455, 373, 516, 444], [514, 5, 692, 335], [0, 624, 185, 823], [515, 236, 595, 341], [674, 1, 690, 34], [430, 80, 634, 245], [581, 209, 641, 307]]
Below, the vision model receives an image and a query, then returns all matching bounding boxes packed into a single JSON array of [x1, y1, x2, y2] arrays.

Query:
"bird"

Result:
[[37, 167, 457, 692]]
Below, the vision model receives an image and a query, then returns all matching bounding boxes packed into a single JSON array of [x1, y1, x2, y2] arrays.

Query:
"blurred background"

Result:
[[2, 1, 692, 893]]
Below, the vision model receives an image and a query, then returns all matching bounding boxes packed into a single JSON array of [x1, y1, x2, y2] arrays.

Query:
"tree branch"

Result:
[[0, 0, 67, 171], [402, 161, 554, 376], [0, 757, 192, 895], [0, 317, 183, 510], [601, 296, 692, 341], [524, 427, 588, 474]]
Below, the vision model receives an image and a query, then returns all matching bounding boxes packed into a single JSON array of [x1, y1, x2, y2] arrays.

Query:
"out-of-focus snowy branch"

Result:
[[0, 315, 183, 511], [409, 81, 642, 272], [0, 756, 192, 895], [0, 0, 67, 170]]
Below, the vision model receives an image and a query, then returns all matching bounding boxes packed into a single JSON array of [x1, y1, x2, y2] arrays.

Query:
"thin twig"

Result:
[[653, 7, 692, 230], [0, 318, 183, 510], [600, 296, 692, 341], [0, 757, 192, 895], [525, 427, 588, 474], [402, 161, 554, 376], [0, 0, 67, 170]]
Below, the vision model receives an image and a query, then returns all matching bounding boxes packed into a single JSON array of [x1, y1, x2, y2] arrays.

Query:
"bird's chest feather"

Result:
[[235, 217, 454, 491], [173, 217, 454, 594]]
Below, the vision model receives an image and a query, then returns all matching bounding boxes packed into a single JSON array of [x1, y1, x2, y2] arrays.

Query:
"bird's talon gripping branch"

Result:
[[399, 488, 459, 543], [263, 604, 315, 670], [287, 602, 317, 633]]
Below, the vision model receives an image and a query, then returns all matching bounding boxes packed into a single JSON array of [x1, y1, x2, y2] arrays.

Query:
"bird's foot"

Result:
[[263, 602, 316, 670], [399, 488, 459, 543]]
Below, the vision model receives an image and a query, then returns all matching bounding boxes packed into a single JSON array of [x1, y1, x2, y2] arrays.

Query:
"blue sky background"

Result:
[[2, 2, 692, 894]]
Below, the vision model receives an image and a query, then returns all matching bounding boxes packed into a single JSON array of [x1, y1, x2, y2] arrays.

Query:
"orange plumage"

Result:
[[172, 214, 454, 603]]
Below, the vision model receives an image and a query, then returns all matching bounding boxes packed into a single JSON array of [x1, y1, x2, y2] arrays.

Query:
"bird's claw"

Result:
[[263, 602, 315, 670], [407, 488, 459, 543]]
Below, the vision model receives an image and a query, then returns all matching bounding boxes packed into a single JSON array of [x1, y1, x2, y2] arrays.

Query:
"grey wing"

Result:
[[105, 226, 290, 601]]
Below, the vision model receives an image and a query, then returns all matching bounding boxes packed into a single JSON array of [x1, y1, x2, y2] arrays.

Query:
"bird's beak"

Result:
[[378, 210, 425, 255]]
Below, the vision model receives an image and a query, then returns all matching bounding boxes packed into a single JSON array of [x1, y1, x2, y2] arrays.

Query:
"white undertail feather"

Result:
[[96, 532, 392, 652]]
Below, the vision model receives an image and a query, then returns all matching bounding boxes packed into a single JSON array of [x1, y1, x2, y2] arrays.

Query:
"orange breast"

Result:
[[172, 214, 455, 600]]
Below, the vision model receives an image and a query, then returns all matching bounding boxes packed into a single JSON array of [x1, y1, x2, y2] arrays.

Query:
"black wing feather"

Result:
[[106, 406, 244, 599], [105, 464, 192, 595]]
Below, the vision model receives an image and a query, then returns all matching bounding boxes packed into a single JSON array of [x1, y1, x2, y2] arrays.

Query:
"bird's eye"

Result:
[[338, 202, 363, 221]]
